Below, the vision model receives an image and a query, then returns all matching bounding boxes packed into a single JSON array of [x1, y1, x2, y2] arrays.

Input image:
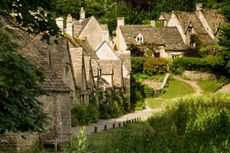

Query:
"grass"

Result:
[[88, 122, 153, 153], [146, 78, 195, 109], [134, 73, 165, 82], [197, 79, 223, 93]]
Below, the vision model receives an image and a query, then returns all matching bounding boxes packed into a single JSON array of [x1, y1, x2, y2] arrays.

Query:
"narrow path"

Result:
[[173, 75, 203, 95], [71, 107, 161, 136], [217, 83, 230, 93]]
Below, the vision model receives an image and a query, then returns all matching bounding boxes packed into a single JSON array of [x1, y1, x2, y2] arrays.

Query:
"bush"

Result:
[[99, 101, 123, 119], [144, 85, 154, 98], [131, 57, 146, 74], [170, 56, 226, 75], [130, 74, 145, 111], [71, 104, 99, 126], [143, 57, 168, 75]]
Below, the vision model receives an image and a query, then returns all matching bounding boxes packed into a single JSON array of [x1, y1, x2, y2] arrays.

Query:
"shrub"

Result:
[[99, 101, 123, 119], [170, 56, 226, 75], [131, 57, 146, 74], [71, 104, 99, 126], [130, 74, 145, 111], [144, 85, 154, 98], [129, 44, 144, 56], [143, 57, 168, 75]]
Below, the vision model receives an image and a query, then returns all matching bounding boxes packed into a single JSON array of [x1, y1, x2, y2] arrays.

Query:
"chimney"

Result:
[[117, 17, 125, 27], [150, 20, 156, 27], [66, 14, 73, 37], [55, 17, 64, 33], [80, 7, 85, 23], [196, 3, 203, 11]]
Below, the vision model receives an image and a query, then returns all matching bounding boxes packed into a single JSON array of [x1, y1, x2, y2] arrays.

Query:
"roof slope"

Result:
[[120, 25, 187, 50], [1, 16, 71, 92], [174, 11, 215, 44], [201, 9, 225, 34]]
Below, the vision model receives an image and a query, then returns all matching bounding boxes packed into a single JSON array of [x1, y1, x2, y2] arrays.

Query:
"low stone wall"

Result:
[[0, 132, 39, 152], [183, 70, 215, 80]]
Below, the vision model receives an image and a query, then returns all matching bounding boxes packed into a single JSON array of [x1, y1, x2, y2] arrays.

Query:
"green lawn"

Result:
[[197, 80, 223, 93], [146, 78, 195, 109]]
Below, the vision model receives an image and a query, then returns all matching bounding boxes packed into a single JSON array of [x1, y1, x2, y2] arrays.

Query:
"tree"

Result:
[[0, 0, 57, 134], [0, 19, 47, 134], [219, 0, 230, 75], [0, 0, 59, 41]]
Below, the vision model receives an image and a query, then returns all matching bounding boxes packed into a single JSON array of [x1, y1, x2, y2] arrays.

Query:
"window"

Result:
[[135, 34, 144, 44]]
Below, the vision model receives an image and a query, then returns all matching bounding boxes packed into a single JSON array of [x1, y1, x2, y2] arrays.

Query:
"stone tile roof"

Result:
[[201, 9, 225, 34], [100, 60, 123, 87], [120, 25, 187, 51], [74, 38, 99, 59], [73, 17, 92, 36], [91, 59, 100, 77], [100, 61, 113, 75], [159, 12, 171, 21], [101, 24, 108, 31], [174, 11, 215, 44], [1, 16, 71, 92]]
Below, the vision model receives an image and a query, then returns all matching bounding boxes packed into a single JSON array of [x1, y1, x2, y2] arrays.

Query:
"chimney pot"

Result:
[[117, 17, 125, 27], [196, 3, 203, 11]]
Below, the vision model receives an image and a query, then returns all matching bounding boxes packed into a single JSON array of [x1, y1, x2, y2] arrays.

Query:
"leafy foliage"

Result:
[[130, 74, 145, 111], [71, 104, 99, 126], [0, 20, 47, 134], [131, 57, 146, 74], [148, 94, 230, 153], [144, 57, 168, 75], [64, 127, 94, 153], [0, 0, 60, 41], [170, 56, 226, 75], [88, 122, 155, 153]]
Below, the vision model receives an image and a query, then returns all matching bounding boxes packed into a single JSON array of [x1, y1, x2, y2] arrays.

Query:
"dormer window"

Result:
[[135, 34, 144, 44], [187, 22, 194, 34]]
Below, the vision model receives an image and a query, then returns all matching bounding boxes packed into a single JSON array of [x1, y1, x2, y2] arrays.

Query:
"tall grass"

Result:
[[148, 94, 230, 153]]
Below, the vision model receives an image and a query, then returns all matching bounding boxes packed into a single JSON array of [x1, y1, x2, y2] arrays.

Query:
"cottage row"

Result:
[[0, 2, 225, 151], [114, 3, 225, 58]]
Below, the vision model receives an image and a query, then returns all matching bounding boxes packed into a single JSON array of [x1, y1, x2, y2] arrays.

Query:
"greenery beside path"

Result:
[[146, 77, 195, 109], [69, 94, 230, 153]]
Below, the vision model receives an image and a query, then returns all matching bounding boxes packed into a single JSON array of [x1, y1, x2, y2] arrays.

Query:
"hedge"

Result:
[[131, 57, 146, 74], [170, 56, 225, 75]]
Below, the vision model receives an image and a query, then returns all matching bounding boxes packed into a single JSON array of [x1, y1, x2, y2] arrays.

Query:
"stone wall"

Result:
[[183, 70, 216, 80], [38, 91, 71, 145], [0, 132, 38, 152]]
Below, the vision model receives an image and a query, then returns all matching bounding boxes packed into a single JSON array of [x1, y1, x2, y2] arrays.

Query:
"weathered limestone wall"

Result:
[[183, 70, 216, 80], [0, 132, 39, 152], [96, 42, 120, 60], [114, 27, 128, 52], [38, 92, 71, 145]]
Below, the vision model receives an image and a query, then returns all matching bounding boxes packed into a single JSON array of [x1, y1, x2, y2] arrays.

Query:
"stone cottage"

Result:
[[159, 3, 225, 46], [57, 8, 130, 94], [113, 17, 187, 58], [0, 16, 74, 151]]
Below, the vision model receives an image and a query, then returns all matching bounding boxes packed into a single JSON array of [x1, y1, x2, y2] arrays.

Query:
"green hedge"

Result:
[[71, 104, 99, 126], [170, 56, 225, 75], [131, 57, 146, 74], [144, 57, 168, 75]]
